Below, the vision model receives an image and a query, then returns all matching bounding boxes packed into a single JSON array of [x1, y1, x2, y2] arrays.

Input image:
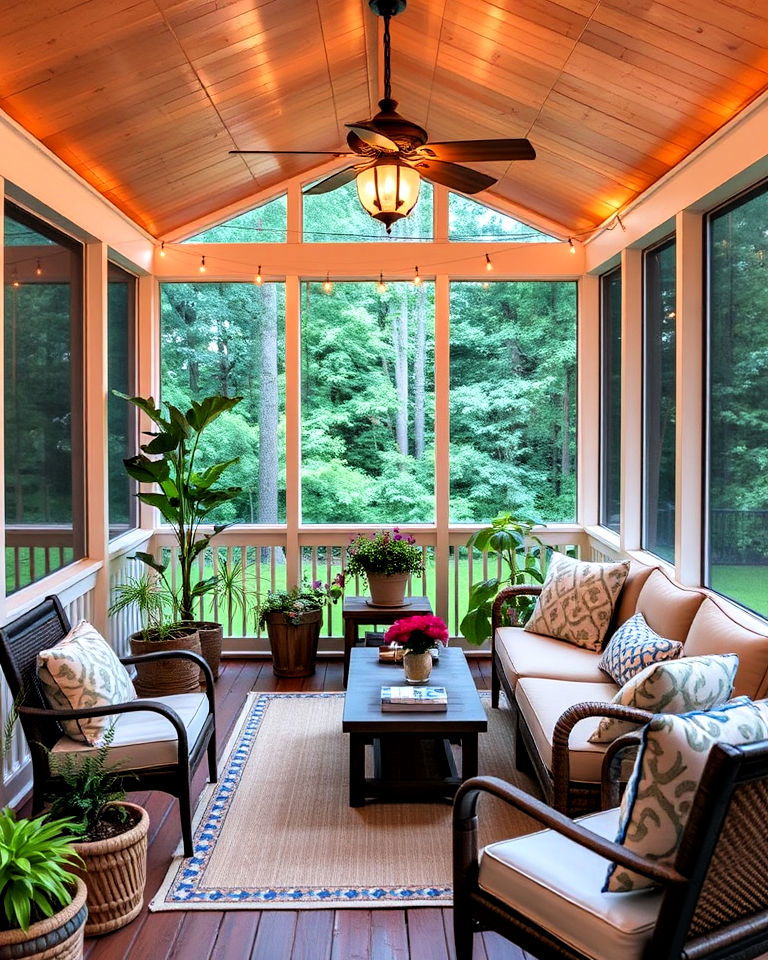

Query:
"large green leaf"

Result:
[[186, 395, 243, 432], [467, 577, 501, 607], [190, 458, 240, 491], [141, 432, 180, 456], [460, 605, 493, 646], [123, 455, 170, 484], [137, 492, 180, 525], [131, 551, 169, 575], [115, 392, 170, 430]]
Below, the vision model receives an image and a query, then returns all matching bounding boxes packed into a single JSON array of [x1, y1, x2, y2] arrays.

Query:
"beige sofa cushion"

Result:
[[610, 562, 658, 632], [683, 597, 768, 698], [495, 627, 608, 688], [634, 569, 705, 644], [516, 678, 619, 783]]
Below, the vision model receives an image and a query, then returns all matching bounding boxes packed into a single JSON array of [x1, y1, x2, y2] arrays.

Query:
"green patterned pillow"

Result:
[[37, 620, 136, 745], [588, 653, 738, 744], [605, 697, 768, 892], [524, 552, 630, 652]]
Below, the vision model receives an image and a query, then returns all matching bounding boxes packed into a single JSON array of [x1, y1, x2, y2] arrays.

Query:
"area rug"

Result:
[[150, 691, 539, 911]]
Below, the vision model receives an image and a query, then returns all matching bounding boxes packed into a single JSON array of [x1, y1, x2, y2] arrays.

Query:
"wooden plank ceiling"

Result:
[[0, 0, 767, 237]]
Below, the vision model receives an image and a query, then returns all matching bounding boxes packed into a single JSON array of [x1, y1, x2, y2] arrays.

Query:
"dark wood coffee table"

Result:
[[342, 647, 487, 806], [341, 595, 433, 687]]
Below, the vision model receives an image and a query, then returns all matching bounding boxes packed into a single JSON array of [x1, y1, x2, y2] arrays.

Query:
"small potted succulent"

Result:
[[257, 576, 345, 677], [384, 614, 449, 683], [346, 528, 424, 607]]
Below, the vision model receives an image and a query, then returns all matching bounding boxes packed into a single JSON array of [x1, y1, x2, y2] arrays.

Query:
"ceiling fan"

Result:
[[230, 0, 536, 232]]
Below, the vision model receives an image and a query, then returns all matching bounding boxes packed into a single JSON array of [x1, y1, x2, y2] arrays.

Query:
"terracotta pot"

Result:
[[180, 620, 223, 682], [403, 651, 433, 684], [129, 627, 201, 697], [366, 572, 409, 607], [265, 608, 322, 678], [0, 876, 87, 960], [71, 803, 148, 937]]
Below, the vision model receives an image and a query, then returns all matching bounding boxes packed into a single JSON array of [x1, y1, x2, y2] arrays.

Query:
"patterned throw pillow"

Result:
[[523, 552, 630, 652], [588, 653, 738, 744], [597, 612, 682, 686], [37, 620, 136, 745], [605, 697, 768, 892]]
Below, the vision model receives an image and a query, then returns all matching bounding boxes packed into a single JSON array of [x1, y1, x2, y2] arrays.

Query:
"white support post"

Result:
[[675, 210, 704, 585], [577, 275, 600, 528], [84, 242, 109, 631], [433, 185, 449, 243], [136, 274, 158, 532], [620, 247, 643, 553], [287, 179, 302, 245], [285, 275, 301, 586], [434, 274, 450, 623]]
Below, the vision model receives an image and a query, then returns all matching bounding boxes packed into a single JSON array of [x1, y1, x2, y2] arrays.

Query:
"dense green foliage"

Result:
[[346, 529, 424, 578], [256, 578, 344, 629]]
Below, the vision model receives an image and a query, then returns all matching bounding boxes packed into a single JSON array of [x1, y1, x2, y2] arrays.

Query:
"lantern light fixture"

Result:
[[356, 161, 421, 234]]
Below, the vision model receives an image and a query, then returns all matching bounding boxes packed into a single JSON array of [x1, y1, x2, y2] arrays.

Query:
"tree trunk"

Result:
[[414, 283, 426, 459], [561, 368, 571, 478], [258, 283, 279, 534], [393, 293, 409, 455]]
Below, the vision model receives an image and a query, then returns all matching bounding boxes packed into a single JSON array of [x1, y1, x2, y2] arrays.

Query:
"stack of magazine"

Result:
[[380, 685, 448, 712]]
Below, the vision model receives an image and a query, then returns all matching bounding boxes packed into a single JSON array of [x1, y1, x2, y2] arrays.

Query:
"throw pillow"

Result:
[[37, 620, 136, 746], [588, 653, 739, 745], [523, 552, 630, 652], [597, 612, 682, 686], [605, 697, 768, 892]]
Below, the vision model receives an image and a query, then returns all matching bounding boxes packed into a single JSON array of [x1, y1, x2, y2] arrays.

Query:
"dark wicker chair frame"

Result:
[[491, 585, 653, 815], [0, 596, 217, 858], [454, 737, 768, 960]]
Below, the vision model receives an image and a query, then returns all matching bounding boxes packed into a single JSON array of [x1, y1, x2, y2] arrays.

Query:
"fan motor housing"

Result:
[[369, 0, 407, 17]]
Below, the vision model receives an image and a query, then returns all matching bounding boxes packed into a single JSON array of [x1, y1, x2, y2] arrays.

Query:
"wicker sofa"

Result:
[[491, 562, 768, 815]]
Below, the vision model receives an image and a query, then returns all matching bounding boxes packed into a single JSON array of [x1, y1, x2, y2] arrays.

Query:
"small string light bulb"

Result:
[[376, 272, 387, 295], [568, 238, 576, 255], [485, 253, 493, 272], [199, 255, 207, 274], [255, 265, 263, 285], [481, 281, 490, 290], [35, 259, 43, 276], [413, 266, 421, 285], [159, 241, 167, 258], [11, 267, 20, 289], [322, 273, 333, 294]]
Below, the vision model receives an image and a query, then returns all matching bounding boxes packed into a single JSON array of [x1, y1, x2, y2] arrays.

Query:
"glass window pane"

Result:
[[160, 282, 286, 524], [4, 203, 84, 593], [643, 239, 676, 563], [182, 195, 287, 242], [449, 281, 577, 522], [708, 186, 768, 615], [301, 281, 435, 522], [108, 262, 137, 538], [448, 193, 556, 242], [600, 268, 622, 532], [303, 179, 433, 242]]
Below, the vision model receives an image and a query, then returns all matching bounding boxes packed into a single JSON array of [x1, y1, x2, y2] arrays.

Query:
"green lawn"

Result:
[[708, 565, 768, 618]]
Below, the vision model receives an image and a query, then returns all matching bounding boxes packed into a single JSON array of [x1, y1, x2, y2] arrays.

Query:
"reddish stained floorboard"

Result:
[[79, 657, 529, 959]]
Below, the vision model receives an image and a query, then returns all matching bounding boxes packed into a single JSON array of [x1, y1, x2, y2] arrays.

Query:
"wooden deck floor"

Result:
[[77, 657, 530, 960]]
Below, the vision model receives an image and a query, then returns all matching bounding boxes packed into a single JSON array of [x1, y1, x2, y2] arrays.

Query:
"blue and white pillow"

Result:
[[605, 697, 768, 892], [598, 612, 682, 686]]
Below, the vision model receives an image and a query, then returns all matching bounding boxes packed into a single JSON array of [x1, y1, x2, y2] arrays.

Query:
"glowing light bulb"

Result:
[[481, 281, 490, 290], [199, 255, 206, 274], [35, 259, 42, 276], [376, 273, 387, 295], [159, 241, 166, 258], [413, 266, 421, 285], [322, 274, 333, 294], [255, 265, 263, 285], [485, 253, 493, 272], [568, 238, 576, 255]]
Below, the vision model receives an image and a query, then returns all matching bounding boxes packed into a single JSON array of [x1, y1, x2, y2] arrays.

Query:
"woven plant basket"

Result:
[[0, 876, 87, 960], [129, 627, 201, 697], [180, 621, 223, 681], [71, 803, 148, 937]]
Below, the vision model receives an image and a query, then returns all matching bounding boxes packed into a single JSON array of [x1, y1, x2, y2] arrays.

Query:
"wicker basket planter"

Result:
[[0, 877, 87, 960], [129, 627, 201, 697], [71, 803, 148, 937], [265, 609, 322, 677], [180, 620, 223, 681]]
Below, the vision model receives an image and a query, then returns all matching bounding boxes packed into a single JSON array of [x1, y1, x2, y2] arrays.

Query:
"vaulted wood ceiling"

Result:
[[1, 0, 767, 238]]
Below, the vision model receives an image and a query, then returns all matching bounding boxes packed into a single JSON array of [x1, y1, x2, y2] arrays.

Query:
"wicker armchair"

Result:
[[453, 738, 768, 960], [0, 596, 217, 858]]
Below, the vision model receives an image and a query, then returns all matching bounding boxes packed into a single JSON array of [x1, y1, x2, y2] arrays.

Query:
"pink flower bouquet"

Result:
[[384, 614, 449, 655]]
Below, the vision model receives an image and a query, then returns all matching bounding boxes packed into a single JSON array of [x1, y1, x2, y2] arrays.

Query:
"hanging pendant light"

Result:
[[356, 161, 421, 233]]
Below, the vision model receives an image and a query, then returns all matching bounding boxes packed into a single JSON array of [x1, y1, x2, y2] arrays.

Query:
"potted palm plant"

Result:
[[346, 529, 424, 607], [117, 392, 244, 678]]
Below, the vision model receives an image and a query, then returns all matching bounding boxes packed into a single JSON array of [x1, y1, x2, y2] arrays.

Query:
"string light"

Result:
[[159, 241, 166, 258], [199, 255, 206, 274], [485, 253, 493, 272], [412, 266, 421, 285], [35, 259, 43, 276], [255, 265, 263, 285], [10, 267, 19, 289], [568, 238, 576, 254], [376, 272, 387, 295], [481, 281, 490, 290], [322, 273, 333, 294]]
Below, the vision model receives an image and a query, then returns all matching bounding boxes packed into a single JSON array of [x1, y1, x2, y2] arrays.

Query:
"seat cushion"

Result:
[[634, 569, 705, 644], [589, 653, 738, 744], [516, 678, 619, 782], [496, 626, 607, 688], [524, 553, 630, 652], [683, 597, 768, 698], [597, 612, 682, 686], [50, 693, 210, 770], [479, 808, 661, 960], [37, 620, 137, 745]]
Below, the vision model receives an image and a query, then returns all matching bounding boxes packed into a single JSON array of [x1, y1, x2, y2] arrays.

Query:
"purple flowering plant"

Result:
[[256, 573, 345, 629], [346, 528, 424, 582]]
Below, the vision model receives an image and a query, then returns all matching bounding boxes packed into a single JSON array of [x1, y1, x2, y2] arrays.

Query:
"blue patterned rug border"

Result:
[[150, 691, 468, 911]]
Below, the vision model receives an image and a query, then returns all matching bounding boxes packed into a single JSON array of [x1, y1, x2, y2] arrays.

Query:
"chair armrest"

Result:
[[491, 585, 543, 631], [551, 701, 653, 813], [601, 732, 643, 810], [121, 649, 215, 711], [453, 775, 685, 888]]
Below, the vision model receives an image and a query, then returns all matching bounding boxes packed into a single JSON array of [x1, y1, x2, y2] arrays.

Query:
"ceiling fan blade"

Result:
[[303, 166, 363, 195], [345, 123, 399, 152], [416, 139, 536, 162], [230, 150, 353, 156], [411, 159, 496, 194]]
